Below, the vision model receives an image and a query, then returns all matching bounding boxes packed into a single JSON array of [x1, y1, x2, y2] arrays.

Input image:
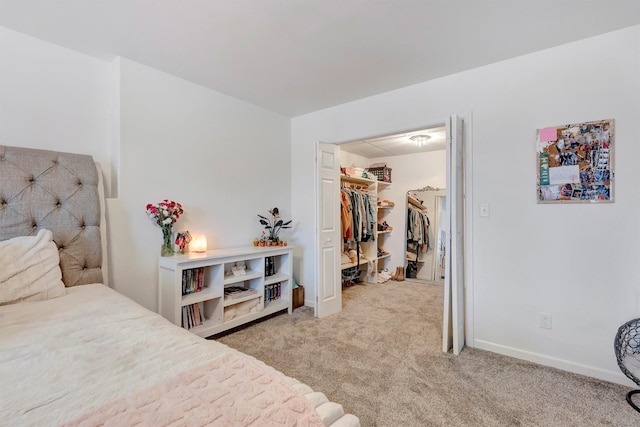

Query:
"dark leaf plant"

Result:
[[258, 207, 292, 242]]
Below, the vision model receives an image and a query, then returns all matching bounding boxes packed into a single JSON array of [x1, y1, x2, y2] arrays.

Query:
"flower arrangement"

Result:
[[145, 199, 184, 256], [258, 207, 291, 245]]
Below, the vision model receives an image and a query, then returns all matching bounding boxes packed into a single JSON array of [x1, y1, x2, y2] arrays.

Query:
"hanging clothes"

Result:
[[340, 190, 353, 240], [340, 187, 376, 243], [407, 204, 430, 247]]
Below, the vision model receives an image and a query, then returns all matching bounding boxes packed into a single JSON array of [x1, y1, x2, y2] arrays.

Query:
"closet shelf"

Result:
[[408, 196, 427, 210], [341, 175, 376, 185], [341, 260, 369, 270], [340, 173, 392, 285]]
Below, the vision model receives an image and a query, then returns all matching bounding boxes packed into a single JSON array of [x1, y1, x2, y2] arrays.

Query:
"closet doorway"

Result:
[[338, 125, 446, 288], [336, 124, 447, 352], [316, 114, 469, 354]]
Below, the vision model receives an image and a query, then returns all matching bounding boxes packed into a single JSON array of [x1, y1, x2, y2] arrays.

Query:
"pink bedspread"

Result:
[[2, 285, 358, 426], [63, 352, 325, 427]]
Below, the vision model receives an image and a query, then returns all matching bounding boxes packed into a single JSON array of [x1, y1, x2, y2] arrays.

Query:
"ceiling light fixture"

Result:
[[410, 134, 431, 147]]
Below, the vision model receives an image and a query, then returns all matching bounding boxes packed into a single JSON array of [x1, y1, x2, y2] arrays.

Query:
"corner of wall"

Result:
[[107, 57, 121, 199]]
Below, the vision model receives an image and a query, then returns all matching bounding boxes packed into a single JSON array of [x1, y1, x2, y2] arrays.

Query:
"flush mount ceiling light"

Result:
[[410, 134, 431, 147]]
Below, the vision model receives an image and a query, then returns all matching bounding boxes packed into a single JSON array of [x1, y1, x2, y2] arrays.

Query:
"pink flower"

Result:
[[145, 200, 184, 234]]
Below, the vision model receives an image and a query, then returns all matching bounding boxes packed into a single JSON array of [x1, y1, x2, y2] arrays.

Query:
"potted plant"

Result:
[[258, 207, 292, 246]]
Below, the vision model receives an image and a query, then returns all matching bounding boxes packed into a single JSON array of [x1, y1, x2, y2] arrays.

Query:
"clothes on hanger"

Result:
[[340, 187, 376, 243], [407, 204, 430, 247], [340, 190, 353, 240], [340, 185, 376, 286]]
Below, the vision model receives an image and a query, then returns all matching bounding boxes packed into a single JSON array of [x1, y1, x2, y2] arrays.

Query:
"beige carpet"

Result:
[[215, 281, 638, 426]]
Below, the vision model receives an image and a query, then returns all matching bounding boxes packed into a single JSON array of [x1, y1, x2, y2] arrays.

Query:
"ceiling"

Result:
[[341, 126, 446, 158], [0, 1, 638, 118]]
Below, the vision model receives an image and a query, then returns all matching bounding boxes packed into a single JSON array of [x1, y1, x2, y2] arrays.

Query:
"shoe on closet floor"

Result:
[[377, 269, 392, 283]]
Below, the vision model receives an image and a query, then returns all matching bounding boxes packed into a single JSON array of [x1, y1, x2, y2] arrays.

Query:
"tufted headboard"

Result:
[[0, 145, 108, 287]]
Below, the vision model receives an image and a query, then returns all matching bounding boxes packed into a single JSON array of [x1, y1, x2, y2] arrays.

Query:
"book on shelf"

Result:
[[182, 267, 205, 296], [193, 302, 200, 327], [265, 256, 277, 277], [265, 282, 281, 302], [181, 302, 205, 330], [224, 285, 257, 299], [182, 305, 188, 329]]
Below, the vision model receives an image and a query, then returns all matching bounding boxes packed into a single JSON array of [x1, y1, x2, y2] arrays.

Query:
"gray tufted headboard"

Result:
[[0, 145, 108, 287]]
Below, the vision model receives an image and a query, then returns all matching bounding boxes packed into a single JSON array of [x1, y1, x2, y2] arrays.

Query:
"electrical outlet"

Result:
[[540, 313, 552, 330]]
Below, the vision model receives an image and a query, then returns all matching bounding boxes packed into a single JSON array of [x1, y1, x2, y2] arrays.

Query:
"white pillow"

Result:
[[0, 229, 66, 305]]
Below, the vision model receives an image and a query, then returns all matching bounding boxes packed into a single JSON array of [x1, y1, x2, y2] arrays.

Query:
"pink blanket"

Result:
[[63, 352, 325, 427]]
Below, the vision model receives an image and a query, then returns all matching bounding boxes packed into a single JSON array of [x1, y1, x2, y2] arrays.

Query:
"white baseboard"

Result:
[[473, 339, 635, 387]]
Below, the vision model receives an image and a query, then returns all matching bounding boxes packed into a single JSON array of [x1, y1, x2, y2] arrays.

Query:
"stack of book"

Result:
[[224, 285, 257, 299], [182, 302, 204, 329], [182, 267, 204, 295]]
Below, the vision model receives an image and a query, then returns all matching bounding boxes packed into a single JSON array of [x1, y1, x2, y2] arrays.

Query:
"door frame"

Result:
[[444, 114, 465, 354], [462, 112, 474, 347], [441, 112, 475, 350], [314, 113, 474, 348]]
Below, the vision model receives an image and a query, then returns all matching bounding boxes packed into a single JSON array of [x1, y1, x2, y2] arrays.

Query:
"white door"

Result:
[[443, 114, 465, 354], [316, 142, 342, 318]]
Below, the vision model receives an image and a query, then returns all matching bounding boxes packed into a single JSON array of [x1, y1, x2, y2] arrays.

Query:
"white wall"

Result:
[[339, 150, 367, 171], [110, 58, 291, 309], [292, 25, 640, 385], [0, 26, 113, 195], [0, 27, 292, 312]]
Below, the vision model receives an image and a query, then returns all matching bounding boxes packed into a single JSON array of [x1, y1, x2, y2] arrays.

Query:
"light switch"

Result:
[[479, 203, 490, 218]]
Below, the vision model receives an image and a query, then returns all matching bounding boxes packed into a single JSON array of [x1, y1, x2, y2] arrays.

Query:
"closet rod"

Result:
[[341, 182, 370, 192], [408, 185, 443, 192]]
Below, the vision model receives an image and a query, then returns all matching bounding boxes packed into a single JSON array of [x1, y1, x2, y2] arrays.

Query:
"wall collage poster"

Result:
[[536, 119, 614, 203]]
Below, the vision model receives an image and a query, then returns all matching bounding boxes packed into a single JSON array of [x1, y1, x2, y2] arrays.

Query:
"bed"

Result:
[[0, 145, 359, 427]]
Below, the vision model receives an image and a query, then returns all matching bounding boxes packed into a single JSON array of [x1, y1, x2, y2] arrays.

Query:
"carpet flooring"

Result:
[[215, 281, 639, 426]]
